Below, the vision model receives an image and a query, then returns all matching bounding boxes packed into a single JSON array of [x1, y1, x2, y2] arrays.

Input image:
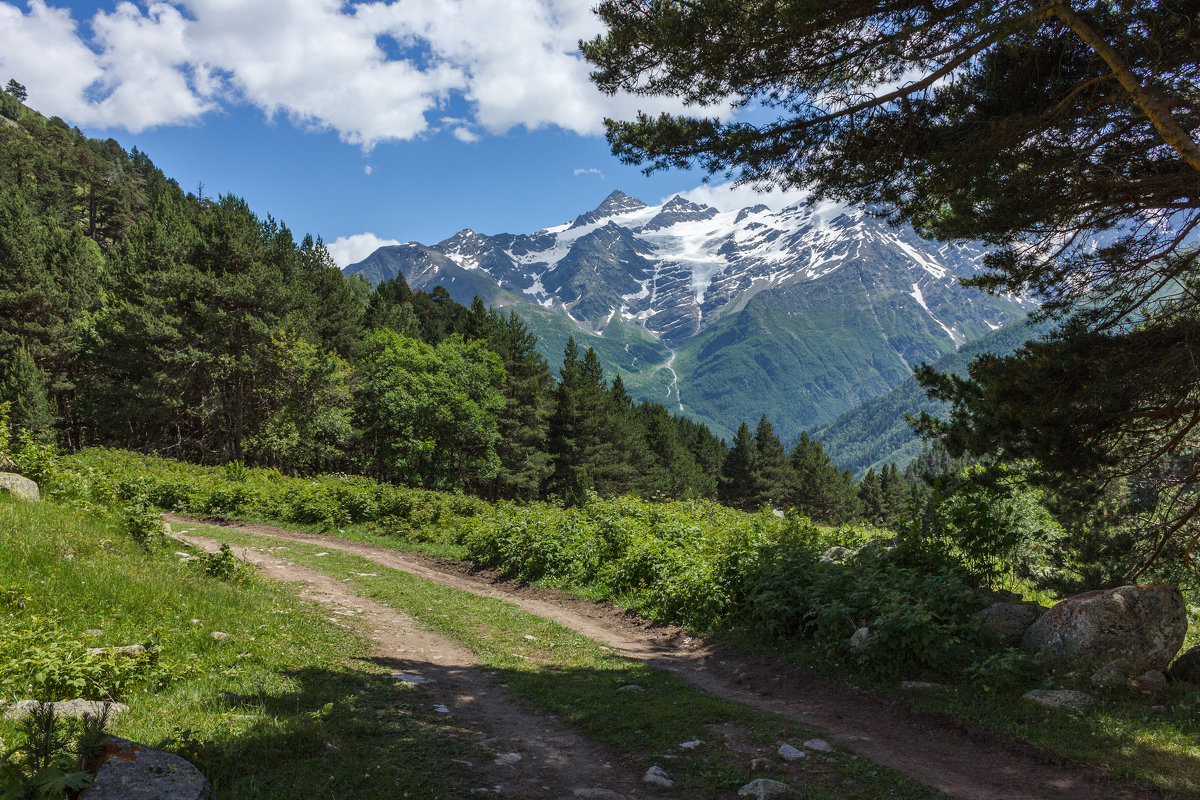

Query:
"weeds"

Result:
[[0, 701, 111, 799]]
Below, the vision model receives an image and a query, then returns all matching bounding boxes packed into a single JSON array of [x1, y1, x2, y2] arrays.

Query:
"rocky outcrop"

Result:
[[0, 472, 39, 501], [80, 737, 210, 800], [1167, 645, 1200, 684], [974, 601, 1047, 646], [1020, 585, 1187, 672]]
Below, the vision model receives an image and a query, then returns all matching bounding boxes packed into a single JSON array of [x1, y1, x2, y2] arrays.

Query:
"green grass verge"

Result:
[[196, 523, 940, 800], [0, 496, 517, 799]]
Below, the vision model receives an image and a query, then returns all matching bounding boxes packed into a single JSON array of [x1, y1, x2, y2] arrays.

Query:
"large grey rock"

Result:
[[1020, 585, 1187, 672], [1022, 689, 1096, 712], [2, 699, 127, 721], [81, 737, 210, 800], [0, 472, 39, 501], [1167, 645, 1200, 684], [974, 602, 1046, 646], [642, 765, 673, 788], [1090, 659, 1133, 689]]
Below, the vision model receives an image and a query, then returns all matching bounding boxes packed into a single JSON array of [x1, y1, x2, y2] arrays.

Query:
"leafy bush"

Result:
[[194, 543, 255, 585]]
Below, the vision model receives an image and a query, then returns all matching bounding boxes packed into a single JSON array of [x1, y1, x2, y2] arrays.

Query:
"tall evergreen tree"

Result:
[[719, 421, 760, 510], [788, 432, 860, 524], [0, 344, 54, 435], [753, 415, 791, 508]]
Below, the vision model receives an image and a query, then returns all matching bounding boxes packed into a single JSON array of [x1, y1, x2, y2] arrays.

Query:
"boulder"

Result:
[[974, 602, 1047, 646], [1020, 585, 1187, 672], [847, 627, 871, 650], [0, 456, 18, 473], [818, 546, 852, 564], [642, 766, 673, 788], [0, 472, 39, 501], [1134, 670, 1167, 693], [1167, 645, 1200, 684], [1022, 689, 1096, 712], [1089, 659, 1133, 690], [80, 737, 210, 800]]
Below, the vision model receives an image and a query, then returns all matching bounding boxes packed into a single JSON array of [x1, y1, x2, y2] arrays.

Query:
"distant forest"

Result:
[[0, 97, 922, 524]]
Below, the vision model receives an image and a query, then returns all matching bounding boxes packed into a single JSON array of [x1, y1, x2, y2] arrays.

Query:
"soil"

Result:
[[181, 531, 649, 800], [170, 514, 1167, 800]]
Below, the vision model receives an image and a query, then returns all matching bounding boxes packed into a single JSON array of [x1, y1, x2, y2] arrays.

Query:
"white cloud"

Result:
[[0, 0, 720, 147], [364, 165, 374, 175], [326, 232, 402, 268], [452, 126, 479, 143], [574, 167, 605, 179], [676, 181, 814, 214]]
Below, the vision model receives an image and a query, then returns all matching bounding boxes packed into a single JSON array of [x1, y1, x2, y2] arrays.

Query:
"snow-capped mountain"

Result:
[[346, 190, 1034, 442]]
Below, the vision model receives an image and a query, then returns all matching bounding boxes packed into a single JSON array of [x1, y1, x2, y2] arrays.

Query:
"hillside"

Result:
[[816, 317, 1058, 474]]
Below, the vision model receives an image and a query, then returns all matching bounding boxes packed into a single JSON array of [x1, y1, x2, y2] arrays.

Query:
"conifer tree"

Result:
[[0, 344, 54, 435], [753, 415, 791, 509], [859, 468, 884, 526], [719, 421, 760, 510], [788, 432, 860, 524]]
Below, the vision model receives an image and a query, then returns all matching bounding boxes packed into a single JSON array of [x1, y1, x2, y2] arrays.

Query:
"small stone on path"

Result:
[[803, 738, 833, 752], [642, 765, 673, 788], [777, 743, 805, 761], [738, 778, 794, 798], [493, 752, 521, 767], [1022, 689, 1095, 712], [617, 684, 644, 692], [433, 704, 451, 714], [679, 739, 702, 749], [391, 672, 430, 685], [573, 790, 628, 800]]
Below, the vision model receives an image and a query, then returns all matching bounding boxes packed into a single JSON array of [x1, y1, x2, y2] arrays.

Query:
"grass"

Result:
[[193, 522, 940, 800], [0, 496, 518, 799]]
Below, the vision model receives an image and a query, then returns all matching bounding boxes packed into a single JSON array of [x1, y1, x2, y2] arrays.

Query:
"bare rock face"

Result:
[[80, 737, 210, 800], [1020, 585, 1187, 672], [1167, 645, 1200, 684], [0, 472, 39, 501], [974, 602, 1047, 646]]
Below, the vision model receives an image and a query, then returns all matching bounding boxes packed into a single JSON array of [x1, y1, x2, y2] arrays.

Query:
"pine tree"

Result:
[[0, 344, 54, 435], [788, 432, 860, 524], [719, 421, 760, 511], [858, 469, 884, 526], [752, 415, 791, 509]]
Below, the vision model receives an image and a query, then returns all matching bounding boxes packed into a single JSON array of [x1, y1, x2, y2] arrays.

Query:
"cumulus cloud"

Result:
[[574, 167, 605, 179], [0, 0, 718, 147], [326, 232, 402, 268], [364, 165, 374, 175], [676, 181, 814, 214]]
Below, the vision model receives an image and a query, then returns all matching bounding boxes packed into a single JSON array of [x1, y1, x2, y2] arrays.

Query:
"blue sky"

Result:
[[0, 0, 805, 265]]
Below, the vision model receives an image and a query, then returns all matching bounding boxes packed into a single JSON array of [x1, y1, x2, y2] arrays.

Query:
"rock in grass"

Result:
[[803, 738, 833, 752], [642, 765, 673, 787], [777, 743, 805, 761], [1020, 585, 1187, 672], [847, 627, 871, 650], [1090, 659, 1133, 689], [617, 684, 644, 692], [1022, 689, 1096, 712], [85, 645, 147, 658], [80, 737, 210, 800], [0, 472, 39, 501], [737, 778, 795, 798], [573, 790, 629, 800], [899, 681, 948, 691], [2, 700, 128, 721], [1167, 645, 1200, 684], [1134, 670, 1167, 693], [210, 631, 230, 641]]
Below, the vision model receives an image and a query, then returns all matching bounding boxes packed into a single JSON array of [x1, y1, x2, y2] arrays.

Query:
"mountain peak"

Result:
[[596, 189, 647, 214], [570, 190, 649, 229], [660, 194, 712, 213]]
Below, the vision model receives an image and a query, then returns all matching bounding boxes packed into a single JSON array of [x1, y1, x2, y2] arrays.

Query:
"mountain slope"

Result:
[[346, 190, 1034, 441], [815, 317, 1058, 474]]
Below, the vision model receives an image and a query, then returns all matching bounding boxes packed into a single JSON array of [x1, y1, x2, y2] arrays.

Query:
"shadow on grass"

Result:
[[170, 664, 493, 800]]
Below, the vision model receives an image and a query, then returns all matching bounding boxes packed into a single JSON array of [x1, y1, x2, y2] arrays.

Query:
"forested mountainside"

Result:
[[346, 189, 1034, 441], [0, 101, 729, 502], [816, 317, 1058, 475]]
